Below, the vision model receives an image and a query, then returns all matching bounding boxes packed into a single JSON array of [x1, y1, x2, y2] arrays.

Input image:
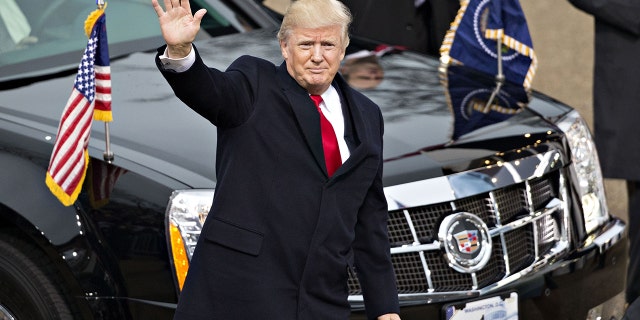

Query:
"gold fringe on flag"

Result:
[[45, 151, 90, 206], [84, 4, 107, 38], [84, 3, 113, 123]]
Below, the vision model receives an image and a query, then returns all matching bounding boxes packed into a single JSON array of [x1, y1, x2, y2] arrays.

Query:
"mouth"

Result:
[[308, 68, 326, 74]]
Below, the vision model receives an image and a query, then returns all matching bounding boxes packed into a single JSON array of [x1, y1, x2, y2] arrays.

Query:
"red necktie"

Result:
[[310, 95, 341, 176]]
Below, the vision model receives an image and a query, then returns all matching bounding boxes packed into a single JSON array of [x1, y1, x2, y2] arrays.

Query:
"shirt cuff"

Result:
[[158, 46, 196, 73]]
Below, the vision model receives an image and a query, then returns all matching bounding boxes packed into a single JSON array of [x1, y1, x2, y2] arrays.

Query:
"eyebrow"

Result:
[[297, 39, 337, 46]]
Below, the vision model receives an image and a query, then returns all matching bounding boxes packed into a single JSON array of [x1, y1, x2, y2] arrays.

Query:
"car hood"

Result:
[[0, 29, 570, 188]]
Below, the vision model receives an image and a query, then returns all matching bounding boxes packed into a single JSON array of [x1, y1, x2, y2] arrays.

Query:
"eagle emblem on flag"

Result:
[[440, 0, 537, 89]]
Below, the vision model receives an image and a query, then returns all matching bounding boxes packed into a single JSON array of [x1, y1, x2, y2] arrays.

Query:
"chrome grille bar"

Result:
[[349, 149, 570, 301]]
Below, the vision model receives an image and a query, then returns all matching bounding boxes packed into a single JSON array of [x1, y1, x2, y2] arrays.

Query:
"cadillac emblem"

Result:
[[438, 212, 492, 273]]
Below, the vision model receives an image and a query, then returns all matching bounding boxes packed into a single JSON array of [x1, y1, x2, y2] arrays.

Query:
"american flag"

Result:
[[88, 159, 127, 208], [45, 10, 111, 206]]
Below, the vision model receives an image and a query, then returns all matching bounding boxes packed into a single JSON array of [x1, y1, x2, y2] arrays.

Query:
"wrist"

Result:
[[166, 43, 192, 59]]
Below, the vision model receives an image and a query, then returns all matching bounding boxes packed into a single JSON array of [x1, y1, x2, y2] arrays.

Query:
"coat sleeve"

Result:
[[568, 0, 640, 35], [352, 107, 400, 319], [155, 45, 258, 128]]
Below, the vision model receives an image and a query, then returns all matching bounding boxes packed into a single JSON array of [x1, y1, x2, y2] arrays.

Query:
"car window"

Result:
[[0, 0, 238, 83]]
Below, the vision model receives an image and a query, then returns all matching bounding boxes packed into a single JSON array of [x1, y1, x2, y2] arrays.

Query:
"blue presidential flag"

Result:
[[440, 0, 537, 89], [441, 65, 529, 140]]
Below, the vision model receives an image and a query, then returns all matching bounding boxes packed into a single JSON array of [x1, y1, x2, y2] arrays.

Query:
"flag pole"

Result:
[[484, 36, 505, 112], [96, 0, 114, 163], [104, 123, 114, 163]]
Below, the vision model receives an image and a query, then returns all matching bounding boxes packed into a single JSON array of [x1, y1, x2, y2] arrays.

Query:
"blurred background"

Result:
[[520, 2, 628, 314], [521, 0, 628, 223]]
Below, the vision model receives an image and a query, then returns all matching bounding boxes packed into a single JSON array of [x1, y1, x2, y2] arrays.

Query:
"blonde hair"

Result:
[[277, 0, 352, 49]]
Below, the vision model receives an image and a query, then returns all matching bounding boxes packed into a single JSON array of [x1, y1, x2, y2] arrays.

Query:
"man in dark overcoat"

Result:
[[151, 0, 401, 319], [568, 0, 640, 317], [340, 0, 459, 56]]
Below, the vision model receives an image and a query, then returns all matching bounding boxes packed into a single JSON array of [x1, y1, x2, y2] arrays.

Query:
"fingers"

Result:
[[164, 0, 174, 13], [154, 0, 200, 19], [154, 0, 197, 15], [180, 0, 193, 15], [151, 0, 164, 17], [193, 8, 208, 22]]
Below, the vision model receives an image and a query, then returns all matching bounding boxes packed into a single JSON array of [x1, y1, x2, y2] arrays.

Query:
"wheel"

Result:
[[0, 232, 75, 320]]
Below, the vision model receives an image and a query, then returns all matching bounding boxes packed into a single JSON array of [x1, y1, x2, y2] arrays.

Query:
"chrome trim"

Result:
[[349, 220, 625, 307], [592, 219, 626, 254], [0, 305, 15, 320], [490, 191, 512, 275], [438, 212, 493, 273], [390, 242, 441, 254], [350, 148, 578, 306], [488, 198, 563, 237], [384, 149, 565, 210]]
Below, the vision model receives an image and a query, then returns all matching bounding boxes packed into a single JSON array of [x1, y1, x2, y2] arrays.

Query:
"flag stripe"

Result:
[[58, 144, 86, 191], [49, 96, 94, 174], [48, 91, 91, 172], [51, 105, 93, 186], [46, 10, 111, 206]]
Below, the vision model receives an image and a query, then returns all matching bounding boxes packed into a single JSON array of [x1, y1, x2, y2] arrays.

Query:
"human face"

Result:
[[343, 61, 384, 89], [280, 25, 346, 95]]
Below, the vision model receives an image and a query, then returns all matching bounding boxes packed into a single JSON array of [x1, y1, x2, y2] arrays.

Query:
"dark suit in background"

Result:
[[156, 48, 399, 319], [568, 0, 640, 314], [341, 0, 459, 55]]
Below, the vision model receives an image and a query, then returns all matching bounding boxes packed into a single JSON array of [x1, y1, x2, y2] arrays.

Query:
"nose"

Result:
[[311, 44, 323, 62]]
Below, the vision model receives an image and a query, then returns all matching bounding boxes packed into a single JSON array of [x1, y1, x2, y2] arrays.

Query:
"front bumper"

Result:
[[350, 218, 627, 320]]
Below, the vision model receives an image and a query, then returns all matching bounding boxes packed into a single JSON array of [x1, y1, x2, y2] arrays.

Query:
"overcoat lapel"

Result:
[[330, 75, 370, 179], [277, 63, 327, 174], [277, 63, 373, 179]]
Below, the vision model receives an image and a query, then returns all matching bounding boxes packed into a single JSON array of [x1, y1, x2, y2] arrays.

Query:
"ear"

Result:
[[280, 40, 289, 60]]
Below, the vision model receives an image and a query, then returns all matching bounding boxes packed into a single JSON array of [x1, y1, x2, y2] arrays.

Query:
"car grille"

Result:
[[348, 169, 567, 295]]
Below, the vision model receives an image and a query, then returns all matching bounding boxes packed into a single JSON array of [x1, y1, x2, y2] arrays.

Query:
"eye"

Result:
[[322, 42, 336, 49], [298, 41, 313, 50]]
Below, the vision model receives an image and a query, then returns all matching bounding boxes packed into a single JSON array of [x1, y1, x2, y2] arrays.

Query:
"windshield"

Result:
[[0, 0, 238, 83]]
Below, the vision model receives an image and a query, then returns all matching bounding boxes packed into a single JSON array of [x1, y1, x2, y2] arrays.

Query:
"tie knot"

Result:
[[310, 94, 323, 107]]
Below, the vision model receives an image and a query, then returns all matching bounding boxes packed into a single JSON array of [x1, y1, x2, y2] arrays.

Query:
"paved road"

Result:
[[521, 0, 628, 222]]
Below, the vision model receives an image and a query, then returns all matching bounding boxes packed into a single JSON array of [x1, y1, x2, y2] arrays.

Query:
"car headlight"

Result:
[[165, 189, 214, 290], [556, 110, 608, 234]]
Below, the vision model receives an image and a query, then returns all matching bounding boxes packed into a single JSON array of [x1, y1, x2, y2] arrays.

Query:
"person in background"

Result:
[[567, 1, 640, 318], [151, 0, 401, 318], [340, 0, 459, 56], [341, 54, 384, 90]]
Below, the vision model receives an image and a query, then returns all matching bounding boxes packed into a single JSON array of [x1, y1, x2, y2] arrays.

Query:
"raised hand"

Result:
[[151, 0, 207, 58]]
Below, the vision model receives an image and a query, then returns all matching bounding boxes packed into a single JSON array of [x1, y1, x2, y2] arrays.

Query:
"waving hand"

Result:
[[152, 0, 207, 58]]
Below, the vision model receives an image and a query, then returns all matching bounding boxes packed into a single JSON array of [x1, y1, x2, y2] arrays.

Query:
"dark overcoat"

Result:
[[341, 0, 459, 55], [156, 46, 399, 320], [569, 0, 640, 181], [569, 0, 640, 311]]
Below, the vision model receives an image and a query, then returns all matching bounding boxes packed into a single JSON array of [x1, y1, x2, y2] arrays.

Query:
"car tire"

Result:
[[0, 232, 75, 320]]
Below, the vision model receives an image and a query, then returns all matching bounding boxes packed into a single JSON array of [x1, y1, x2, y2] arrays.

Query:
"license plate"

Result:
[[444, 292, 518, 320]]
